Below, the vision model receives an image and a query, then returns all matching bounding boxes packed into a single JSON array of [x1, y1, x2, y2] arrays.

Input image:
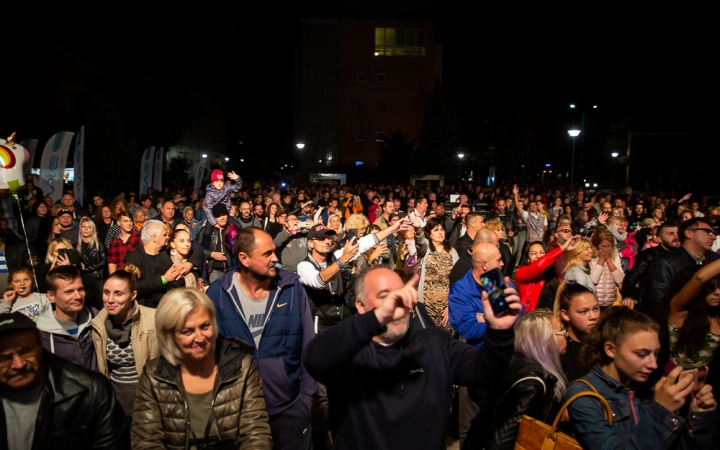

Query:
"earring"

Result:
[[170, 248, 176, 256]]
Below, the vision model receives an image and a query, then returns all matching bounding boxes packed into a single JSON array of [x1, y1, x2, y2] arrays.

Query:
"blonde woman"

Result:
[[563, 237, 596, 295], [464, 309, 568, 449], [589, 227, 625, 307], [78, 217, 107, 309], [344, 213, 370, 239], [132, 288, 272, 449]]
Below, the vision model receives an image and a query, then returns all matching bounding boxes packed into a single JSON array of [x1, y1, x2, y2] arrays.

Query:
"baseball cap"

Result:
[[211, 170, 224, 182], [307, 224, 337, 240], [0, 312, 37, 335], [57, 209, 73, 217]]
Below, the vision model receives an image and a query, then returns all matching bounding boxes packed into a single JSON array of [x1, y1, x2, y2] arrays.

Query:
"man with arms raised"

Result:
[[304, 268, 519, 450]]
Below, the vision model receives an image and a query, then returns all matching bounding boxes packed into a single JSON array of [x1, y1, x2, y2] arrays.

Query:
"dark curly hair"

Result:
[[654, 266, 720, 364], [423, 217, 451, 253]]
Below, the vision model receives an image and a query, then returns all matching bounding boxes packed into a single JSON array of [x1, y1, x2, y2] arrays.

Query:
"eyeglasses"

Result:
[[557, 229, 572, 233], [688, 228, 716, 236], [0, 343, 38, 364]]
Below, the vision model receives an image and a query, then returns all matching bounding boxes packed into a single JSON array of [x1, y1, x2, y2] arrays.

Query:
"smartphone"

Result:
[[57, 248, 69, 259], [479, 268, 510, 316], [663, 361, 709, 392], [346, 229, 358, 242]]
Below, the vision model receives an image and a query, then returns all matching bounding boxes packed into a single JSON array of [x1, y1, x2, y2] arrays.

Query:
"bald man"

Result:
[[447, 242, 506, 446], [449, 228, 499, 285]]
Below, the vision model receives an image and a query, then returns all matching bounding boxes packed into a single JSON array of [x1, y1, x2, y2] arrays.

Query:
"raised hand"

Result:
[[339, 237, 360, 264], [481, 277, 522, 330], [374, 274, 420, 326], [654, 366, 695, 413]]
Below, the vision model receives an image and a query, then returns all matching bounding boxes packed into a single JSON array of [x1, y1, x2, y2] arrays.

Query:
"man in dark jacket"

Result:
[[206, 227, 317, 450], [645, 218, 720, 314], [621, 223, 681, 303], [197, 203, 234, 283], [0, 312, 128, 450], [305, 268, 519, 450]]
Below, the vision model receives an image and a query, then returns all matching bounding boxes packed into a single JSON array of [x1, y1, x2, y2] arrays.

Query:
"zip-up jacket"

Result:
[[203, 180, 242, 227], [566, 364, 714, 450], [516, 246, 564, 312], [40, 306, 99, 371], [206, 268, 317, 415], [198, 223, 233, 273]]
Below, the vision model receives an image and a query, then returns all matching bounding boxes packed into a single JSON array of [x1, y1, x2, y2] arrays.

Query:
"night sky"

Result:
[[4, 2, 716, 190]]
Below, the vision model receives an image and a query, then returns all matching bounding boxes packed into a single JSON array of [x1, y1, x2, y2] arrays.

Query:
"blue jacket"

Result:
[[205, 268, 317, 416], [566, 364, 714, 450], [449, 269, 487, 348], [448, 269, 519, 348]]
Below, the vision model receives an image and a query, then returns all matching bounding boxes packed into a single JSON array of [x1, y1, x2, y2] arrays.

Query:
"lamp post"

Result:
[[457, 153, 465, 182], [296, 143, 306, 181], [568, 130, 580, 191]]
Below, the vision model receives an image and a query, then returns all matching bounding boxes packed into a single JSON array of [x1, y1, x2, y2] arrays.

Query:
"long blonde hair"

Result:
[[45, 238, 73, 264], [563, 237, 593, 274], [514, 309, 568, 401], [78, 217, 100, 251]]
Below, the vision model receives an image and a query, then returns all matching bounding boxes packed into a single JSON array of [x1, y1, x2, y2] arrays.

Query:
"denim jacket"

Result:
[[565, 364, 714, 450]]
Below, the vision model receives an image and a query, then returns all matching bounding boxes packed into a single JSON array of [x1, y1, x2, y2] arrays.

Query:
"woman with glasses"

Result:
[[516, 236, 579, 312], [463, 309, 568, 450], [553, 280, 600, 382]]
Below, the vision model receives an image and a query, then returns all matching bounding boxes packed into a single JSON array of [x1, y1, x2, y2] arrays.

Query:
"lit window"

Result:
[[376, 73, 386, 83], [376, 132, 385, 142], [356, 132, 365, 142], [357, 73, 366, 82], [375, 28, 426, 57]]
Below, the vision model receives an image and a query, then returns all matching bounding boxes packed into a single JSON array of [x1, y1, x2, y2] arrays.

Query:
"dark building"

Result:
[[294, 19, 441, 176]]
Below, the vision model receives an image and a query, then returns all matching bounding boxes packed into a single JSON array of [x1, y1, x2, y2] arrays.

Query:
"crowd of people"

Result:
[[1, 170, 719, 450]]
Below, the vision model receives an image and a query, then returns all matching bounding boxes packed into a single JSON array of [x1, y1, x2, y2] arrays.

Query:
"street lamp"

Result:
[[296, 143, 305, 149], [611, 152, 619, 158], [457, 153, 465, 181], [568, 129, 581, 190], [201, 154, 207, 159], [296, 143, 307, 180]]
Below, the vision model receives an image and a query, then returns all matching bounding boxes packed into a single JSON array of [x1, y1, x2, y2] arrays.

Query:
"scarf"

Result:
[[608, 226, 627, 242], [171, 250, 198, 288], [104, 303, 136, 347]]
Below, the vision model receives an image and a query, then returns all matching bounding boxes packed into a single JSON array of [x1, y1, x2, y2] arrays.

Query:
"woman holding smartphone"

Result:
[[566, 307, 716, 450]]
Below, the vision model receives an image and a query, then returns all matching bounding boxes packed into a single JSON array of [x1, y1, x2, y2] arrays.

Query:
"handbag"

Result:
[[514, 382, 613, 450], [190, 413, 236, 450]]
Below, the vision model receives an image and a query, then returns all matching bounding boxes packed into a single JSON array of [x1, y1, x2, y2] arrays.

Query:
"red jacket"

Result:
[[516, 246, 564, 311]]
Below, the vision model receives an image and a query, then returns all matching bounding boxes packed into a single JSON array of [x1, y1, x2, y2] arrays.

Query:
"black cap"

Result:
[[57, 209, 73, 217], [307, 224, 336, 240], [0, 312, 37, 335], [212, 203, 229, 217]]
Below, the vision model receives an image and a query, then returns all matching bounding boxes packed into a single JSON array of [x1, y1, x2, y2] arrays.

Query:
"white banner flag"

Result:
[[193, 158, 206, 193], [152, 147, 163, 192], [19, 138, 39, 177], [73, 126, 85, 206], [38, 131, 75, 204], [139, 146, 156, 196]]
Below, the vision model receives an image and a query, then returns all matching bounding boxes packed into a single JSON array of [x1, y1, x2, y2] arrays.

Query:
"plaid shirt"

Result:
[[107, 229, 141, 268]]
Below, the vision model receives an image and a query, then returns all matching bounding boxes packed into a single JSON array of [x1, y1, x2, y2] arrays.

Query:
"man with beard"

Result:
[[644, 218, 720, 314], [238, 201, 263, 229], [0, 312, 128, 449], [206, 227, 317, 450], [304, 268, 519, 450], [621, 223, 681, 307]]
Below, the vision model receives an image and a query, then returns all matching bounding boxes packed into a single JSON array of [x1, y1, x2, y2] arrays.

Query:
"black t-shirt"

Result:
[[561, 337, 591, 382]]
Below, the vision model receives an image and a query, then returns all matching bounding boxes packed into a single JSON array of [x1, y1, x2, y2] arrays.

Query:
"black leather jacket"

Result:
[[0, 351, 128, 450], [80, 240, 107, 278], [621, 245, 669, 303], [463, 353, 558, 450]]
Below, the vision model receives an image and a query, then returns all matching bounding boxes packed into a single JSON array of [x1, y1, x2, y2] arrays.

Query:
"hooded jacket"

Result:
[[0, 351, 128, 450], [131, 336, 272, 450], [205, 268, 317, 415], [40, 306, 99, 371]]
